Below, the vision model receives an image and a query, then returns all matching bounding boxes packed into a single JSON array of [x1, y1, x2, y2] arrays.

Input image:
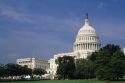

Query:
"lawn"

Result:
[[1, 80, 125, 83]]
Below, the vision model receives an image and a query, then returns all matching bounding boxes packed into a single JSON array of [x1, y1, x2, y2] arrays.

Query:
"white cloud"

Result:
[[0, 6, 36, 23], [0, 6, 81, 33]]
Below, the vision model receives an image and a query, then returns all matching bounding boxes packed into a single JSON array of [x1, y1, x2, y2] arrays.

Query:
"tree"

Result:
[[33, 68, 46, 75], [75, 58, 95, 79], [0, 64, 6, 77], [0, 63, 33, 78], [110, 49, 125, 80], [21, 65, 32, 75], [95, 44, 125, 80], [6, 63, 17, 76], [95, 49, 111, 80], [56, 56, 76, 79], [87, 52, 98, 62]]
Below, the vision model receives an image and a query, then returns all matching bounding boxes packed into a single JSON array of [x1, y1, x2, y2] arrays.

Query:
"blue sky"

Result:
[[0, 0, 125, 63]]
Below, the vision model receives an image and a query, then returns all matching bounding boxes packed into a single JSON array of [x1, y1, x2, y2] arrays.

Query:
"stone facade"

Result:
[[17, 58, 49, 70], [123, 48, 125, 55]]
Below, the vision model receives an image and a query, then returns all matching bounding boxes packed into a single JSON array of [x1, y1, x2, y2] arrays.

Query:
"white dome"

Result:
[[78, 18, 96, 36], [73, 15, 100, 54]]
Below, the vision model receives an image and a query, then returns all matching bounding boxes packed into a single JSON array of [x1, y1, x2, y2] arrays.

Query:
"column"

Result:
[[78, 44, 79, 50], [79, 44, 80, 50], [92, 43, 94, 50], [91, 44, 92, 50], [94, 44, 96, 50], [83, 44, 85, 50], [86, 43, 88, 49], [80, 44, 81, 50], [88, 43, 89, 49], [81, 44, 83, 50], [85, 44, 87, 50], [87, 43, 89, 49]]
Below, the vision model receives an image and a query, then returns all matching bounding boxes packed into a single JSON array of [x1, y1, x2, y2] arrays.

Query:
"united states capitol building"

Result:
[[48, 14, 101, 79], [17, 14, 125, 79]]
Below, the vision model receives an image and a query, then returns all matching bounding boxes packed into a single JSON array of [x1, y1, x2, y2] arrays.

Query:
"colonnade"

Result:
[[74, 43, 100, 51]]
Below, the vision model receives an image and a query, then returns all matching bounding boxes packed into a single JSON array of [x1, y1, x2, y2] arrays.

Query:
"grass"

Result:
[[1, 80, 125, 83]]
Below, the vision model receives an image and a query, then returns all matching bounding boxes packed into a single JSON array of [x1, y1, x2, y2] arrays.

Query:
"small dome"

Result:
[[78, 24, 96, 36], [77, 16, 96, 36]]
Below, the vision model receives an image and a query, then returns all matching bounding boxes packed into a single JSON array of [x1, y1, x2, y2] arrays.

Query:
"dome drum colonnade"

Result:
[[74, 43, 100, 51]]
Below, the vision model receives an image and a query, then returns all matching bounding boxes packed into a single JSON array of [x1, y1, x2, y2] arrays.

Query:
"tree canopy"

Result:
[[56, 56, 76, 79], [0, 63, 32, 77], [95, 44, 125, 80], [33, 68, 46, 75], [75, 58, 95, 79]]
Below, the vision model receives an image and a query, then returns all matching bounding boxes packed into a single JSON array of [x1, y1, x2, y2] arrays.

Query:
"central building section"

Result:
[[48, 14, 101, 79]]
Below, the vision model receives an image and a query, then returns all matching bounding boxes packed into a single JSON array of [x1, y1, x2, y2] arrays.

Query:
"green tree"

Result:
[[75, 58, 95, 79], [95, 44, 125, 80], [87, 52, 98, 62], [0, 63, 32, 77], [95, 49, 111, 80], [21, 65, 32, 75], [33, 68, 46, 75], [6, 63, 17, 76], [110, 49, 125, 80], [0, 64, 6, 77], [56, 56, 76, 79]]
